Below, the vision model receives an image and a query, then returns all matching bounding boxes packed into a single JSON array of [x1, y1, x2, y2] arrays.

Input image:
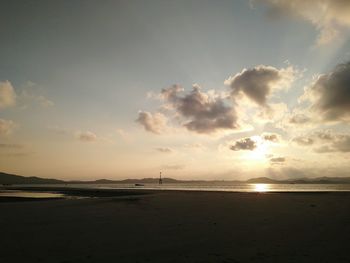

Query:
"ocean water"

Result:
[[15, 183, 350, 193], [95, 183, 350, 192]]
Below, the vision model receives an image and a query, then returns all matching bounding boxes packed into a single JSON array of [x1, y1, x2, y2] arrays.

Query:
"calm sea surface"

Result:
[[92, 183, 350, 192], [2, 183, 350, 198], [7, 183, 350, 193]]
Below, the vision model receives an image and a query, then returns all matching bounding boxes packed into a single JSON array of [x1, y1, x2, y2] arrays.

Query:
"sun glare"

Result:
[[246, 136, 269, 161], [253, 184, 269, 192]]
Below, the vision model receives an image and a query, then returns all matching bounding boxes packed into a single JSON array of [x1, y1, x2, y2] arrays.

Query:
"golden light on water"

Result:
[[253, 184, 269, 192]]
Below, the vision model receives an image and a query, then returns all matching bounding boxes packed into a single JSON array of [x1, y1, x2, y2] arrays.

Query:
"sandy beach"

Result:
[[1, 189, 350, 263]]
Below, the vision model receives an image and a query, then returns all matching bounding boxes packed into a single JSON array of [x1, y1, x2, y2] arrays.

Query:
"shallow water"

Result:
[[0, 190, 64, 198]]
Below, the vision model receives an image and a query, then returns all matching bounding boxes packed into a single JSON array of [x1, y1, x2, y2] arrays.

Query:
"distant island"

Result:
[[1, 171, 350, 185]]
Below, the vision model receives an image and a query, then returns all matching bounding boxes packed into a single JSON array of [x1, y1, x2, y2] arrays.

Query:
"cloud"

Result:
[[292, 130, 350, 153], [262, 133, 280, 142], [116, 128, 133, 142], [225, 65, 296, 109], [155, 147, 173, 153], [138, 65, 297, 135], [77, 131, 97, 142], [288, 113, 311, 125], [302, 62, 350, 122], [136, 111, 168, 134], [0, 81, 16, 109], [0, 80, 54, 110], [259, 0, 350, 45], [20, 90, 54, 108], [0, 119, 16, 135], [292, 136, 314, 146], [230, 137, 257, 151], [256, 102, 289, 122], [161, 84, 239, 134], [314, 133, 350, 153], [229, 133, 281, 152], [276, 110, 314, 131], [270, 156, 286, 163]]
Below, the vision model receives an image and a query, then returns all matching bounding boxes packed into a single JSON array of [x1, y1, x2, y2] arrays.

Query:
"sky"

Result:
[[0, 0, 350, 180]]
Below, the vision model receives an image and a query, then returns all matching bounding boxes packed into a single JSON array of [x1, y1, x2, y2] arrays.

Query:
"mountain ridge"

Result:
[[1, 172, 350, 185]]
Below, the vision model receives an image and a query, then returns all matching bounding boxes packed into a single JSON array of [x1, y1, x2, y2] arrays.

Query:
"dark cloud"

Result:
[[136, 111, 167, 134], [139, 65, 296, 134], [307, 62, 350, 122], [155, 147, 173, 153], [270, 157, 286, 163], [225, 65, 295, 108], [230, 137, 257, 151], [161, 85, 239, 133], [262, 133, 280, 142]]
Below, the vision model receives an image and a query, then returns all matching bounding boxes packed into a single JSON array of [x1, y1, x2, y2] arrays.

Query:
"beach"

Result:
[[1, 189, 350, 262]]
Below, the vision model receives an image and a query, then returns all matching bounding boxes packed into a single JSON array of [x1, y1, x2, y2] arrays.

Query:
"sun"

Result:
[[246, 136, 269, 161]]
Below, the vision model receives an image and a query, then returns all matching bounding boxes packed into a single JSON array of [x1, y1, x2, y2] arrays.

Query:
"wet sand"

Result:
[[1, 189, 350, 262]]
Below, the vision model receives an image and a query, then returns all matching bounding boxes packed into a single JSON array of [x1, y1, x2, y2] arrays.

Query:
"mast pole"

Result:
[[159, 171, 163, 185]]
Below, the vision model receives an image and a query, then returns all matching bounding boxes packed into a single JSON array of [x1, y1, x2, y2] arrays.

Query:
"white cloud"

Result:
[[136, 111, 168, 134]]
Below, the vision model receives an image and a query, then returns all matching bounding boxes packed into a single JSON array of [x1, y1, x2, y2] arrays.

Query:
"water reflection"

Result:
[[0, 190, 64, 198], [253, 184, 270, 192]]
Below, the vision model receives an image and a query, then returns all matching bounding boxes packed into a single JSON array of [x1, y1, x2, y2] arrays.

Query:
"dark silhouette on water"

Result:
[[159, 171, 163, 185]]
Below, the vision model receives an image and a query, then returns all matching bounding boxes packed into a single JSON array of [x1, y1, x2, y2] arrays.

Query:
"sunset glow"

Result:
[[253, 184, 269, 192], [0, 0, 349, 182]]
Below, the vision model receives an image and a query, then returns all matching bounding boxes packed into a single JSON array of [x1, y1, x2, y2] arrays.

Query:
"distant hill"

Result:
[[0, 172, 65, 185], [246, 177, 280, 184], [1, 171, 350, 185]]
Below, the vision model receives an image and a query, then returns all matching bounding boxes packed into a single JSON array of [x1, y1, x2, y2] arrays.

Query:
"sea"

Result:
[[85, 183, 350, 192], [2, 183, 350, 199]]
